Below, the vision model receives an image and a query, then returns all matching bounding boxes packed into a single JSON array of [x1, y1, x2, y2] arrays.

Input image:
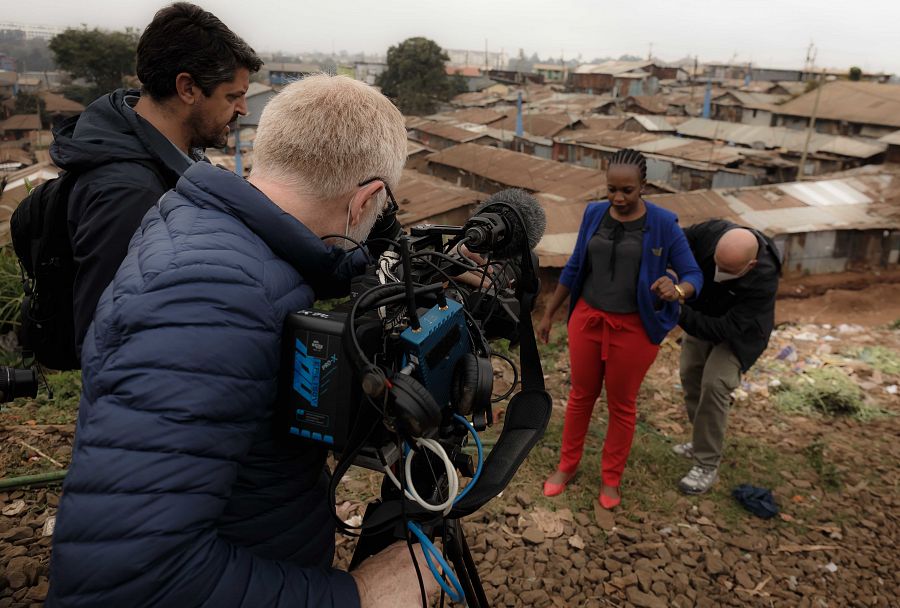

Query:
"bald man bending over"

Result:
[[673, 220, 781, 494]]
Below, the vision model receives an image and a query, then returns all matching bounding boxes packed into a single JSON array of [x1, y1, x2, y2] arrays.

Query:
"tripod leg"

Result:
[[443, 519, 489, 608]]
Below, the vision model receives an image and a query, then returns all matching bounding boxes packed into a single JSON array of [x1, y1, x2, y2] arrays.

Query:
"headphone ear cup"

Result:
[[452, 353, 494, 417], [388, 374, 441, 437], [473, 355, 494, 417], [452, 353, 479, 416]]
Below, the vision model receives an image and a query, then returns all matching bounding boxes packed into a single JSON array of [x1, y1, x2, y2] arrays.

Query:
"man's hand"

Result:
[[651, 276, 682, 302], [351, 541, 441, 608]]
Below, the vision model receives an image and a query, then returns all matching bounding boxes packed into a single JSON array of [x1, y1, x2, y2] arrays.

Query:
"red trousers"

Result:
[[558, 299, 660, 487]]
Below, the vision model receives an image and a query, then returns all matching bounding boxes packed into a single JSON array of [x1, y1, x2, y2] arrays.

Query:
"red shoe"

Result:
[[542, 471, 576, 497], [599, 485, 621, 510]]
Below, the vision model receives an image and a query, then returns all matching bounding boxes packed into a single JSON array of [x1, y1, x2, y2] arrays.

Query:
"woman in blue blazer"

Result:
[[538, 149, 703, 513]]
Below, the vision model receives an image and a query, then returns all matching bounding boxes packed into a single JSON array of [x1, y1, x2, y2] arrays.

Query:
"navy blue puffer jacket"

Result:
[[47, 162, 364, 607]]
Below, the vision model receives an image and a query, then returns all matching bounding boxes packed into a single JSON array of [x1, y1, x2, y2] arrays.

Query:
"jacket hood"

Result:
[[49, 89, 189, 177]]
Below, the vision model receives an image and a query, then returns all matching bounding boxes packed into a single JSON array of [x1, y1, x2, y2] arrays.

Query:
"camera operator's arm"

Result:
[[537, 283, 570, 344], [62, 275, 360, 607]]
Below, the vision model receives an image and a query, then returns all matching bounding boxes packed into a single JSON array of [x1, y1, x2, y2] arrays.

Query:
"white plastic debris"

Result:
[[823, 562, 839, 573], [795, 332, 819, 342], [42, 515, 56, 537], [885, 385, 898, 395]]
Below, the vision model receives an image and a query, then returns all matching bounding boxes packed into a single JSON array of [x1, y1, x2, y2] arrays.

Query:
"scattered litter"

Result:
[[886, 385, 897, 395], [776, 543, 839, 553], [823, 562, 839, 573], [568, 534, 585, 550], [343, 514, 362, 528], [776, 345, 798, 361], [42, 515, 56, 537], [529, 508, 564, 539], [795, 332, 819, 342]]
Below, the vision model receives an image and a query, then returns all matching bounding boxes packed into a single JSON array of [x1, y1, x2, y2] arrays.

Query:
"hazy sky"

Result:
[[6, 0, 900, 75]]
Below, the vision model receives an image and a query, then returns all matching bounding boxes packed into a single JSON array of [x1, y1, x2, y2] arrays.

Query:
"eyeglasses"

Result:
[[359, 177, 399, 216]]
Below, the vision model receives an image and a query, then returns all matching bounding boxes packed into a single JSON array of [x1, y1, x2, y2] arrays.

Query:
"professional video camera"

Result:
[[276, 188, 553, 606]]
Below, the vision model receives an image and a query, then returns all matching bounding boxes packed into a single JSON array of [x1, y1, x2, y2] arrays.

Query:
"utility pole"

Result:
[[797, 76, 823, 180], [648, 42, 653, 61]]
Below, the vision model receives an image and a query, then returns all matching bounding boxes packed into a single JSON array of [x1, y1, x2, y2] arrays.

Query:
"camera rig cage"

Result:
[[276, 201, 552, 606]]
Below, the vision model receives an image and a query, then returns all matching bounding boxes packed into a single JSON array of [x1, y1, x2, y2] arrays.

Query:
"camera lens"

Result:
[[0, 367, 38, 403]]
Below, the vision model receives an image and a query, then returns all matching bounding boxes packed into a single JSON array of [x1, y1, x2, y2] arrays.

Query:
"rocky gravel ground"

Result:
[[2, 288, 899, 607]]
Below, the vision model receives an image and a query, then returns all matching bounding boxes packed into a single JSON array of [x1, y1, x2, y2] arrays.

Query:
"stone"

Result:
[[522, 527, 545, 545], [636, 568, 653, 592], [735, 569, 754, 589], [4, 571, 27, 590], [706, 553, 726, 575], [515, 493, 533, 508], [25, 579, 48, 602], [0, 527, 33, 543], [626, 586, 667, 608], [520, 589, 550, 604], [616, 528, 641, 543]]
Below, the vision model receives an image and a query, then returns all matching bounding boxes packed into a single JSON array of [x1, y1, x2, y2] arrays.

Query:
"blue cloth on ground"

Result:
[[732, 484, 779, 519]]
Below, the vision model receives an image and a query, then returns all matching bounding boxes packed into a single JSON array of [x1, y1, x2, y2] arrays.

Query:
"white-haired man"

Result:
[[49, 75, 437, 608]]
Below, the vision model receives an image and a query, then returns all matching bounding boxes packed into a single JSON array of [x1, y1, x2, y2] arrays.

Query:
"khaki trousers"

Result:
[[679, 334, 742, 468]]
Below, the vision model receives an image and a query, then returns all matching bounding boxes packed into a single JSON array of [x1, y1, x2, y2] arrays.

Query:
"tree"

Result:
[[377, 37, 457, 115], [14, 92, 45, 115], [49, 27, 138, 101], [848, 66, 862, 81]]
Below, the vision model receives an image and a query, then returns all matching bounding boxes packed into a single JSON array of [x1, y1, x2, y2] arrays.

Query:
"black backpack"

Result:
[[10, 170, 81, 370]]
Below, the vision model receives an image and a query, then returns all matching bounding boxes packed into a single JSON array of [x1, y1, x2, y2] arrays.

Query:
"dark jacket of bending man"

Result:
[[674, 219, 781, 495]]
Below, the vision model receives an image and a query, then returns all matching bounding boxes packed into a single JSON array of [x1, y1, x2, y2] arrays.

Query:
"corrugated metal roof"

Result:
[[410, 120, 488, 143], [489, 113, 576, 138], [880, 130, 900, 145], [775, 81, 900, 128], [0, 114, 40, 131], [246, 82, 274, 98], [394, 169, 485, 225], [713, 91, 788, 109], [575, 60, 654, 76], [625, 114, 676, 132], [779, 180, 872, 207], [676, 118, 886, 159], [436, 108, 508, 125], [407, 140, 436, 156], [426, 143, 606, 200]]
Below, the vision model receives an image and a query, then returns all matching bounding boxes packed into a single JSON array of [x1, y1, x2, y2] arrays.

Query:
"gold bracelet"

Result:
[[673, 284, 686, 301]]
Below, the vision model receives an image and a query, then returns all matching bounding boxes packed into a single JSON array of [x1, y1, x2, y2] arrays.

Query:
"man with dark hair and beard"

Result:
[[50, 2, 262, 357]]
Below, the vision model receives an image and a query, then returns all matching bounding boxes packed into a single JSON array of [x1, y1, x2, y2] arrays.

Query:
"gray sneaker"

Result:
[[672, 442, 694, 459], [679, 465, 719, 495]]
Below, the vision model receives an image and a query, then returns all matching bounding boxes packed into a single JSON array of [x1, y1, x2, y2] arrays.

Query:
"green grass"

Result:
[[853, 346, 900, 375], [804, 438, 842, 490], [0, 245, 24, 331], [774, 367, 887, 420]]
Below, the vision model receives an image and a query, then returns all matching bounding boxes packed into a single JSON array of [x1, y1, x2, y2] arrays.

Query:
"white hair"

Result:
[[251, 74, 406, 200]]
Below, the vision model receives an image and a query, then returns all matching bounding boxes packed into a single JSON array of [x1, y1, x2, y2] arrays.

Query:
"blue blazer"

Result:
[[559, 201, 703, 344]]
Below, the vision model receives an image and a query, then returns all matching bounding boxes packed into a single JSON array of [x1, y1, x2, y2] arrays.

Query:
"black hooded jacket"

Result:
[[679, 219, 782, 372], [50, 89, 195, 355]]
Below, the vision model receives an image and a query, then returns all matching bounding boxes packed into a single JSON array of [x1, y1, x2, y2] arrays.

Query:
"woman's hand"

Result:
[[537, 315, 553, 344]]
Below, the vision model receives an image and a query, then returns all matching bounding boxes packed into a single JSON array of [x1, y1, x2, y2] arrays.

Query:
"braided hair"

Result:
[[608, 148, 647, 182]]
